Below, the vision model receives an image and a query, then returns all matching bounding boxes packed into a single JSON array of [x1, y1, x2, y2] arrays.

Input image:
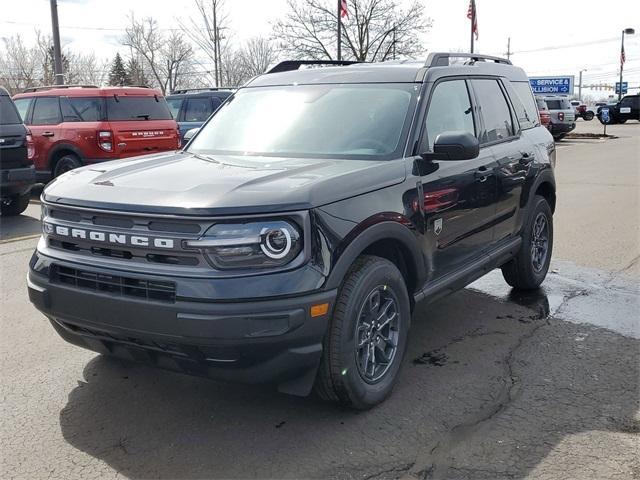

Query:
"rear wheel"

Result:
[[618, 118, 627, 124], [53, 154, 82, 177], [1, 192, 30, 216], [502, 195, 553, 290], [584, 111, 594, 121], [553, 133, 566, 141], [314, 255, 410, 410]]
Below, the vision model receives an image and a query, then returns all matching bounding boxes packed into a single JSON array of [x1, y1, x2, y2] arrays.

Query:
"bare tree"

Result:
[[241, 37, 278, 78], [272, 0, 430, 62], [0, 35, 41, 93], [179, 0, 228, 87], [123, 15, 194, 94]]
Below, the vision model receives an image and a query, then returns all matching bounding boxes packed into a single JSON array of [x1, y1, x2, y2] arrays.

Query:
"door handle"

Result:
[[42, 132, 54, 137]]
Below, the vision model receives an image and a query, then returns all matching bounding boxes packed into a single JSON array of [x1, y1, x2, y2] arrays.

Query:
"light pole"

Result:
[[618, 27, 635, 101], [578, 69, 587, 102], [49, 0, 64, 85]]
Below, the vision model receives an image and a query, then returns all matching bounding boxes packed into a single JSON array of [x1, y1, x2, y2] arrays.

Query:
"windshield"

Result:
[[106, 96, 173, 121], [187, 84, 416, 160]]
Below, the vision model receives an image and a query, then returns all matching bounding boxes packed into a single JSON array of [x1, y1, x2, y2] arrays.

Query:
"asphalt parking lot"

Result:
[[1, 120, 638, 479]]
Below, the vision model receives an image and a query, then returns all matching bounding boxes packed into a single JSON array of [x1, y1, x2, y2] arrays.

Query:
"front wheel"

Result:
[[314, 255, 410, 410], [502, 195, 553, 290]]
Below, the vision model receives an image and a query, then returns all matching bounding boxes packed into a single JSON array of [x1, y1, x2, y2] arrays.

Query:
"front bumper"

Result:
[[1, 165, 35, 196], [28, 252, 336, 396]]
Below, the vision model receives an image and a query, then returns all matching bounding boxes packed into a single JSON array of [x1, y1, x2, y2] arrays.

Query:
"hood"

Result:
[[43, 151, 407, 215]]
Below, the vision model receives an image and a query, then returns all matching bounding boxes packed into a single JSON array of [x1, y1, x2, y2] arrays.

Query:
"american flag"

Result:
[[467, 0, 478, 40], [340, 0, 348, 18], [621, 43, 626, 65]]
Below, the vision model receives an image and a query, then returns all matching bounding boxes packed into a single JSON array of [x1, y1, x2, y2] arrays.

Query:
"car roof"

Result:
[[248, 54, 530, 87], [13, 86, 163, 99]]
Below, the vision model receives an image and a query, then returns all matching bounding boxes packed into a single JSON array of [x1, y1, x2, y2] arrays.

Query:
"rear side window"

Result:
[[106, 96, 173, 121], [472, 79, 514, 143], [13, 98, 32, 122], [184, 97, 213, 122], [510, 82, 539, 129], [61, 97, 104, 122], [422, 79, 475, 152], [166, 97, 183, 119], [0, 96, 21, 125], [32, 97, 61, 125]]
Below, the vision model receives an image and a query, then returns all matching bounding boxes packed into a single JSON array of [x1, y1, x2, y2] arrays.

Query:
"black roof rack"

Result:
[[22, 84, 98, 93], [171, 87, 234, 94], [267, 60, 361, 74], [425, 52, 512, 67]]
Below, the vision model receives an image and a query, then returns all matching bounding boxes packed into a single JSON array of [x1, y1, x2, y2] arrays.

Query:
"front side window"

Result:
[[32, 97, 61, 125], [188, 84, 416, 160], [422, 79, 475, 152], [184, 97, 213, 122], [13, 98, 32, 123], [472, 79, 514, 143]]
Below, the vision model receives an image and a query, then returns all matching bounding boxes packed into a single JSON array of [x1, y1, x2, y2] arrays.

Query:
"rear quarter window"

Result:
[[0, 96, 22, 125], [106, 96, 173, 121], [509, 81, 540, 129]]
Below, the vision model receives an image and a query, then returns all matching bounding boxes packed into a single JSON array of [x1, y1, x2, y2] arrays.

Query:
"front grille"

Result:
[[51, 265, 176, 303]]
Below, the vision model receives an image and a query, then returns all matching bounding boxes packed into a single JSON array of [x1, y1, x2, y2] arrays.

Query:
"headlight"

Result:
[[185, 220, 302, 269]]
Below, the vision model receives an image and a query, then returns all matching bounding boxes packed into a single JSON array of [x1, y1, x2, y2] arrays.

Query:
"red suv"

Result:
[[13, 85, 180, 180]]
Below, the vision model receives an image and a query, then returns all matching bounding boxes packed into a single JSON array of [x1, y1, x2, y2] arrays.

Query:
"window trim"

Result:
[[414, 77, 479, 155], [468, 77, 520, 147], [31, 96, 63, 126]]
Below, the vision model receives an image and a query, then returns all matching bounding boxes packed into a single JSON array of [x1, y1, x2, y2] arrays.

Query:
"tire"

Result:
[[314, 255, 411, 410], [502, 195, 553, 290], [53, 154, 82, 177], [553, 133, 566, 141], [0, 192, 30, 216], [584, 111, 594, 121], [618, 118, 627, 124]]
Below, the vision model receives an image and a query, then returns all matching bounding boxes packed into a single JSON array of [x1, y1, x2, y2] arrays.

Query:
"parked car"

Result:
[[12, 85, 180, 181], [0, 86, 35, 216], [166, 88, 232, 142], [536, 96, 551, 129], [28, 53, 556, 409], [544, 96, 576, 140], [597, 94, 640, 124], [570, 100, 594, 121]]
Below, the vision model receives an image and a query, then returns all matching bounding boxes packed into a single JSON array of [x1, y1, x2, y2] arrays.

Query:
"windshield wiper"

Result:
[[135, 114, 150, 120]]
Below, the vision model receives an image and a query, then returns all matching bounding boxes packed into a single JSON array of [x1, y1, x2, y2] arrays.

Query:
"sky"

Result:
[[2, 0, 640, 100]]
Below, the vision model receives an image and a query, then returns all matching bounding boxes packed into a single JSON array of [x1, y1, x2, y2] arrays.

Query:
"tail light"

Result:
[[558, 112, 565, 121], [25, 130, 35, 160], [97, 130, 113, 152]]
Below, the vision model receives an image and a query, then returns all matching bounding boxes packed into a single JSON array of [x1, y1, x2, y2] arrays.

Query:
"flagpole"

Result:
[[470, 0, 475, 53], [337, 0, 342, 60]]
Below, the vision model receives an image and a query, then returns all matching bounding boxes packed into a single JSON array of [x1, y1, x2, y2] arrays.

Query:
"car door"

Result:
[[471, 78, 535, 242], [416, 78, 498, 278], [29, 97, 62, 174]]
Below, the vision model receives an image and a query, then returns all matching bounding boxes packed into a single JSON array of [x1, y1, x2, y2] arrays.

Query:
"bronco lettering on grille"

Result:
[[44, 223, 175, 249]]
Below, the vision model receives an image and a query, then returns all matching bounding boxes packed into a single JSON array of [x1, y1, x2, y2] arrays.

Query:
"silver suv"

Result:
[[544, 96, 576, 140]]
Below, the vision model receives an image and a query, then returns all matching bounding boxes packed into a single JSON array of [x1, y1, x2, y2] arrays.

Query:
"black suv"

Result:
[[0, 86, 35, 216], [166, 88, 233, 141], [28, 54, 556, 409], [597, 94, 640, 124]]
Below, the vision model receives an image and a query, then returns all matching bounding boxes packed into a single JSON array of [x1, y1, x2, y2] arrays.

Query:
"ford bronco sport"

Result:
[[28, 53, 556, 409], [0, 86, 35, 216], [544, 96, 576, 140], [13, 85, 180, 181]]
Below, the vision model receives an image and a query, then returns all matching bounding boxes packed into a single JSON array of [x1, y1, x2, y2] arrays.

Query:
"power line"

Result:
[[512, 37, 621, 55]]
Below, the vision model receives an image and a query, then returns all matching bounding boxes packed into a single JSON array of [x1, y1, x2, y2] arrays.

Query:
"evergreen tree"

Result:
[[108, 53, 129, 86], [126, 57, 149, 87]]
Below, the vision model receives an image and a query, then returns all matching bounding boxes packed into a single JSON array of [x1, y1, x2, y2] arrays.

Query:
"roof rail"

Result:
[[267, 60, 361, 74], [21, 84, 99, 93], [170, 87, 234, 94], [425, 52, 512, 67]]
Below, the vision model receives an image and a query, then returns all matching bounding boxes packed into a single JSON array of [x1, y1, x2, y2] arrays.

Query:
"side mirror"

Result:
[[421, 131, 479, 161], [183, 128, 200, 142]]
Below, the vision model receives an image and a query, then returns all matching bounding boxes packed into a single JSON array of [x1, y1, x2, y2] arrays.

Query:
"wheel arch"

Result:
[[48, 143, 84, 170], [324, 218, 426, 298]]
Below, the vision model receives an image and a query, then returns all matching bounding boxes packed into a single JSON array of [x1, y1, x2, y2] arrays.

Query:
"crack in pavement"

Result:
[[403, 289, 591, 479], [363, 462, 414, 480]]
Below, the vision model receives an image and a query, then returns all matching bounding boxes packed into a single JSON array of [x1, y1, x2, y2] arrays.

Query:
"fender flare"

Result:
[[324, 219, 427, 291], [47, 143, 84, 168], [528, 168, 556, 211]]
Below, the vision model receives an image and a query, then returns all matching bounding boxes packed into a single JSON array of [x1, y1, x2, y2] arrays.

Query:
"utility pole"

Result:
[[212, 2, 219, 87], [337, 0, 342, 60], [49, 0, 64, 85], [578, 69, 587, 102], [505, 37, 512, 60]]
